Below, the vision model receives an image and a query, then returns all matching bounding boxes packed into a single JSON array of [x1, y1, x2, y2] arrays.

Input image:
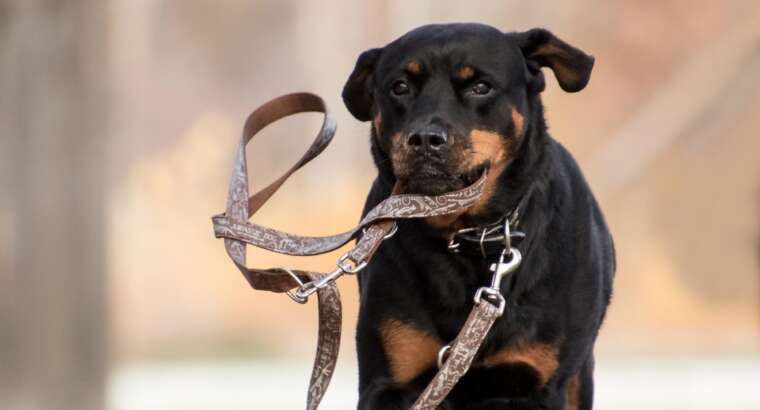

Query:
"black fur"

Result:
[[344, 23, 614, 410]]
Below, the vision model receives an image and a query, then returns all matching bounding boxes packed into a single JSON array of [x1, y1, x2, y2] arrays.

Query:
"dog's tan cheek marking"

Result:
[[380, 319, 442, 384], [406, 61, 421, 74], [469, 130, 507, 165], [484, 343, 560, 387], [511, 107, 524, 138], [457, 66, 475, 80], [465, 130, 508, 215], [373, 112, 382, 141], [565, 373, 581, 410], [389, 132, 406, 175]]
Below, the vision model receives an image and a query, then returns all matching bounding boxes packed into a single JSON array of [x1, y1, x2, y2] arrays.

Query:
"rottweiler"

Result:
[[342, 23, 615, 410]]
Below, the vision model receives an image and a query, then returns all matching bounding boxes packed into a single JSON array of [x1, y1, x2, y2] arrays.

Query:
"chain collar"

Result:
[[447, 184, 534, 258]]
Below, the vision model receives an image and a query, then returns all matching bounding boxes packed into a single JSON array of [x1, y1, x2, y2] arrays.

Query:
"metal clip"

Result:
[[289, 254, 369, 303], [473, 247, 522, 316], [447, 227, 478, 253]]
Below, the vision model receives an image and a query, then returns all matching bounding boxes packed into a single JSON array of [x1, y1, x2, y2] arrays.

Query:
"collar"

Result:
[[447, 185, 534, 258]]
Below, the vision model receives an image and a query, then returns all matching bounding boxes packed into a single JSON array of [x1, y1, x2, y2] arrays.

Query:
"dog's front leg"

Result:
[[358, 377, 453, 410]]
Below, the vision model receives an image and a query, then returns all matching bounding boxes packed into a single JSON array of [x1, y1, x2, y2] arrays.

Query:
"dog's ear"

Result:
[[342, 48, 382, 121], [511, 28, 594, 93]]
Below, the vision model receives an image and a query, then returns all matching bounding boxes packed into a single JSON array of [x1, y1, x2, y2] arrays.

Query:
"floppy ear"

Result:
[[512, 28, 594, 93], [342, 48, 382, 121]]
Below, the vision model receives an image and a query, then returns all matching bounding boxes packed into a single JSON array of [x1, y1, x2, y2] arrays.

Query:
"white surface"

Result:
[[110, 357, 760, 410]]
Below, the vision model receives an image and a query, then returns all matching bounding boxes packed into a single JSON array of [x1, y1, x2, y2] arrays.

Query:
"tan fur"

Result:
[[380, 319, 442, 384], [531, 43, 578, 86], [511, 107, 524, 138], [457, 66, 475, 80], [424, 129, 510, 227], [389, 132, 404, 169], [565, 373, 581, 410], [406, 61, 421, 74], [463, 129, 508, 215], [374, 112, 382, 141], [484, 342, 560, 387]]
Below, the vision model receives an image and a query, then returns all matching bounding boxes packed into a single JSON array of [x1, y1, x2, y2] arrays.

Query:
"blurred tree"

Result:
[[0, 1, 107, 410]]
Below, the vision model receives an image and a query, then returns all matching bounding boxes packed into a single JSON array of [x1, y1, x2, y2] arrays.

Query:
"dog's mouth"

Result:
[[459, 161, 490, 187], [399, 161, 490, 195]]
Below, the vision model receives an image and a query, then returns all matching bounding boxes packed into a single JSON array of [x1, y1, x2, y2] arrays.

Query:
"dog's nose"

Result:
[[406, 129, 448, 151]]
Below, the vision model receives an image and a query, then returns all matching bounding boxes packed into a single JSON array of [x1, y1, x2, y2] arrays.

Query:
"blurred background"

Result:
[[1, 0, 759, 409]]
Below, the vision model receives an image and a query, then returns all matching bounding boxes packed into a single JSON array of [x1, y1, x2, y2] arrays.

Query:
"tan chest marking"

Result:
[[380, 319, 443, 384], [484, 342, 560, 386]]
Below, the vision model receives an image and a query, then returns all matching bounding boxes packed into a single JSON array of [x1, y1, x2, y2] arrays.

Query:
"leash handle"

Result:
[[217, 93, 337, 292], [211, 92, 487, 292]]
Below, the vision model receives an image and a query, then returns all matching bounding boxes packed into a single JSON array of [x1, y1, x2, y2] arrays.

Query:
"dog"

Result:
[[342, 23, 615, 410]]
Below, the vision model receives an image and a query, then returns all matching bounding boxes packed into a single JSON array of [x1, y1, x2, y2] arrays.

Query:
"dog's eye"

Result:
[[391, 81, 410, 96], [471, 81, 492, 95]]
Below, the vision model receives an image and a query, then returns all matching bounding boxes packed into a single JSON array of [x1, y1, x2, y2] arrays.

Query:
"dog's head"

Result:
[[343, 23, 593, 210]]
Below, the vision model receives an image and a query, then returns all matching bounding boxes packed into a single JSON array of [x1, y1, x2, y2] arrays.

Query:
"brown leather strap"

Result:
[[411, 301, 502, 409], [212, 92, 497, 409], [308, 272, 341, 410], [211, 93, 486, 293]]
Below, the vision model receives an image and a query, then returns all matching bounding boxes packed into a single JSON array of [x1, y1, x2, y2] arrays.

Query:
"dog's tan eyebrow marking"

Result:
[[456, 66, 475, 80], [380, 318, 442, 384], [405, 61, 421, 74]]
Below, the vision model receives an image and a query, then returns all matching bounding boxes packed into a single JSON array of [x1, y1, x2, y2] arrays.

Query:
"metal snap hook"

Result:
[[473, 247, 522, 317]]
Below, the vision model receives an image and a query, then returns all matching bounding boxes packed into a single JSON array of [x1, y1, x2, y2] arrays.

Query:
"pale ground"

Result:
[[110, 356, 760, 410]]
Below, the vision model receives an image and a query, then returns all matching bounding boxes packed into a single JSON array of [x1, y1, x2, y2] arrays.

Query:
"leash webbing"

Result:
[[212, 92, 518, 409]]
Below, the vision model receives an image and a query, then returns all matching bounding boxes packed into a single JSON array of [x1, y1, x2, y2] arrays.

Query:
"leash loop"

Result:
[[212, 92, 490, 409]]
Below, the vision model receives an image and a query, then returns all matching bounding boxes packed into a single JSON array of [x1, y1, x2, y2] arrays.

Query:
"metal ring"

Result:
[[384, 223, 398, 239], [473, 287, 506, 316], [337, 254, 368, 274], [437, 345, 451, 369], [502, 217, 512, 252], [279, 267, 309, 304], [479, 228, 488, 258], [362, 223, 399, 241]]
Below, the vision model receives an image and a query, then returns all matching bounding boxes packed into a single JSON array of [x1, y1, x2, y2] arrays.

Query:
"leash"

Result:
[[211, 92, 522, 409]]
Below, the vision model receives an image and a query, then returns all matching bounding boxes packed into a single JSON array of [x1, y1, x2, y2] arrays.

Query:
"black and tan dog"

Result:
[[343, 23, 615, 410]]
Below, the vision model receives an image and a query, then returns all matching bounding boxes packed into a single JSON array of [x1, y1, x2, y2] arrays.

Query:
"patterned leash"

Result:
[[211, 93, 521, 409]]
